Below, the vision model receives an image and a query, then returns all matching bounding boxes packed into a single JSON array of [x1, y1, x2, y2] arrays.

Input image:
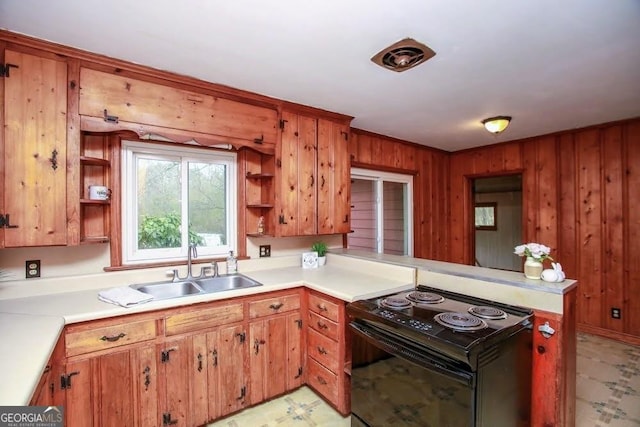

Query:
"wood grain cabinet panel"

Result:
[[248, 290, 304, 405], [79, 68, 278, 148], [62, 346, 158, 427], [65, 318, 156, 357], [275, 110, 352, 237], [165, 302, 244, 336], [248, 293, 301, 318], [2, 49, 68, 247], [305, 289, 350, 415], [308, 292, 339, 322]]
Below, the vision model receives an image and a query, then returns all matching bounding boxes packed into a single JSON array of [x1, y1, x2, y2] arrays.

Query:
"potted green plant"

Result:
[[311, 241, 328, 266]]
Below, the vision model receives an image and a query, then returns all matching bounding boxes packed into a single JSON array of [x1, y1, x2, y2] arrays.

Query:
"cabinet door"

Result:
[[3, 50, 68, 247], [159, 337, 190, 426], [134, 346, 159, 427], [191, 331, 220, 425], [287, 312, 305, 390], [317, 119, 351, 234], [218, 324, 247, 416], [64, 359, 93, 427], [277, 111, 317, 236], [249, 313, 303, 404]]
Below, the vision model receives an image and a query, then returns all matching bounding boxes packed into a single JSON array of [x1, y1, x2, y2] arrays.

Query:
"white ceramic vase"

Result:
[[318, 256, 327, 266], [524, 256, 543, 279]]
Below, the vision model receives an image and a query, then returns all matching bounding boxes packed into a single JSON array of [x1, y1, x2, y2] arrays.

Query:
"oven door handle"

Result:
[[349, 321, 475, 387]]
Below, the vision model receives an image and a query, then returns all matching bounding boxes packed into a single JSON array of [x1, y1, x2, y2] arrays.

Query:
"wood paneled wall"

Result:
[[448, 118, 640, 342], [349, 129, 449, 261]]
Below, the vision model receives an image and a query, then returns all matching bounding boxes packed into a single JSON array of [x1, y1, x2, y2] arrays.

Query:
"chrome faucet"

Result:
[[173, 243, 209, 281], [212, 261, 219, 278]]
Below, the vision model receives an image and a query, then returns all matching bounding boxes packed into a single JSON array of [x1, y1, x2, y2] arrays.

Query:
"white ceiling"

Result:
[[2, 0, 639, 151]]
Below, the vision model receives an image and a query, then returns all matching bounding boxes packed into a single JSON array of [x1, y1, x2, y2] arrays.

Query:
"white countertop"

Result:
[[0, 252, 576, 406], [0, 313, 65, 406], [0, 254, 414, 405]]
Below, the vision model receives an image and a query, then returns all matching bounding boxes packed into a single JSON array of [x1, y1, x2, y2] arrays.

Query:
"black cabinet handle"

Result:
[[269, 302, 284, 310], [100, 332, 126, 342]]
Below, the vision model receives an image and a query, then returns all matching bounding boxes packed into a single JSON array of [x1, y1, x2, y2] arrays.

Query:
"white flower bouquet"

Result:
[[514, 243, 553, 262]]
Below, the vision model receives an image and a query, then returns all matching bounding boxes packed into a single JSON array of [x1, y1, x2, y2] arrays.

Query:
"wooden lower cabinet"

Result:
[[305, 289, 350, 415], [63, 346, 157, 426], [217, 324, 248, 417], [36, 287, 357, 426], [248, 290, 304, 405], [30, 337, 65, 407]]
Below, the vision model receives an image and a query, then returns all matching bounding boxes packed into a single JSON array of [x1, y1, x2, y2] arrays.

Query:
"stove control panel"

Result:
[[375, 308, 437, 333]]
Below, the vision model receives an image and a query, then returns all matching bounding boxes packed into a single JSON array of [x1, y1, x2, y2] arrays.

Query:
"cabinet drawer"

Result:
[[309, 311, 339, 341], [166, 302, 244, 335], [249, 293, 300, 319], [308, 328, 339, 374], [307, 357, 338, 404], [66, 319, 156, 356], [308, 293, 340, 322]]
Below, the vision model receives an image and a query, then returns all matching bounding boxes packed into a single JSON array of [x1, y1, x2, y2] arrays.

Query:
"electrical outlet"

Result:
[[611, 307, 621, 319], [26, 260, 41, 279], [259, 245, 271, 257]]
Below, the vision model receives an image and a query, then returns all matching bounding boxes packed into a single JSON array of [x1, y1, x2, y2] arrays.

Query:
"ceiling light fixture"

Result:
[[482, 116, 512, 134]]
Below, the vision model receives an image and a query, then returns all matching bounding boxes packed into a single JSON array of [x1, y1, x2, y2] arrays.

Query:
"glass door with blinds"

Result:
[[348, 168, 413, 256]]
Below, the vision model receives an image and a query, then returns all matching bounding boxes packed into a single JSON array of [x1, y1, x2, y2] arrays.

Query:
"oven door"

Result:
[[350, 320, 476, 427]]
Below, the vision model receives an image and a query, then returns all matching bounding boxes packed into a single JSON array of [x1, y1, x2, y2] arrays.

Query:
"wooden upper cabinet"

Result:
[[78, 68, 278, 150], [2, 49, 68, 247], [276, 110, 352, 237], [277, 111, 318, 236], [317, 119, 351, 234]]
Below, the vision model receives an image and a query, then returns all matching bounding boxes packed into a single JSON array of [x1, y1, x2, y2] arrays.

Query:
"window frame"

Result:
[[121, 140, 237, 265], [350, 168, 414, 256], [474, 202, 498, 231]]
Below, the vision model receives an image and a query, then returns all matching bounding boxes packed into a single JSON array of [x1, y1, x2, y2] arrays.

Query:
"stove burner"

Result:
[[406, 291, 445, 304], [434, 312, 488, 331], [380, 296, 412, 310], [468, 306, 507, 320]]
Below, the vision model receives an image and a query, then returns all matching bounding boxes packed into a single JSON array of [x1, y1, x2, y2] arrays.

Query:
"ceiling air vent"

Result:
[[371, 38, 436, 72]]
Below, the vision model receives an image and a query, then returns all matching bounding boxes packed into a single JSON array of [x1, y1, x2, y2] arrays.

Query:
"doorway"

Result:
[[472, 174, 523, 271]]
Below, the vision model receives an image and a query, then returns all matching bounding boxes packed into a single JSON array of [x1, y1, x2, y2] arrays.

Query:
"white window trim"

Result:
[[121, 140, 237, 264], [351, 168, 414, 256]]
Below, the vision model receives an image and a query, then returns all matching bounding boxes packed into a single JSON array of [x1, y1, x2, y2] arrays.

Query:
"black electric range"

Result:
[[346, 284, 533, 371]]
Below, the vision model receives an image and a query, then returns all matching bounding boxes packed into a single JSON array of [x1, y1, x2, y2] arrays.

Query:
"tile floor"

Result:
[[209, 333, 640, 427]]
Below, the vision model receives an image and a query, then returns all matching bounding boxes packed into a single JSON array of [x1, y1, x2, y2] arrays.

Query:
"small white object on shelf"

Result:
[[302, 251, 319, 269]]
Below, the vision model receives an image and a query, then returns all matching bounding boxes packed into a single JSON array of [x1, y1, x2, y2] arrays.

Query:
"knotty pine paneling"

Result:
[[448, 118, 640, 342], [625, 121, 640, 337]]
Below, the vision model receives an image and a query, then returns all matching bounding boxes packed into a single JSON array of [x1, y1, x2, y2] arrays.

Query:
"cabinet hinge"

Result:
[[0, 63, 19, 78], [0, 214, 18, 229], [236, 332, 246, 344], [295, 366, 303, 379], [295, 319, 303, 329], [253, 134, 264, 145], [341, 130, 349, 141], [278, 214, 288, 225], [60, 371, 79, 389], [236, 385, 246, 401], [162, 413, 178, 425], [161, 348, 176, 363], [103, 109, 119, 123], [279, 119, 288, 130]]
